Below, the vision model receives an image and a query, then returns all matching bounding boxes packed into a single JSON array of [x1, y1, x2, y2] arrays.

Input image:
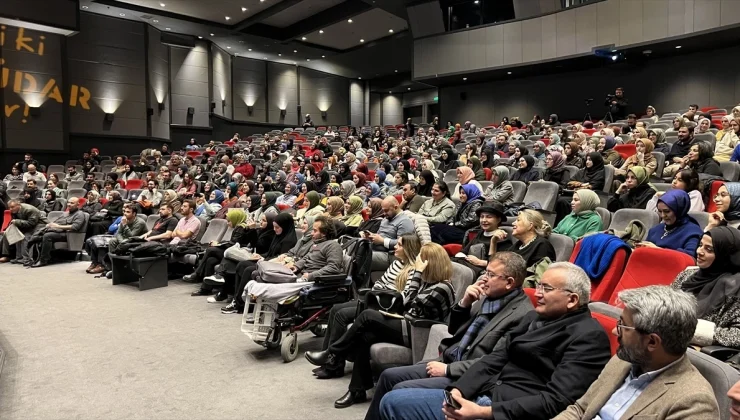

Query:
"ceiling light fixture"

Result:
[[358, 77, 361, 79], [474, 0, 479, 3], [119, 13, 125, 16], [675, 45, 682, 49], [165, 27, 171, 31], [307, 58, 310, 61], [225, 16, 231, 20], [153, 19, 159, 23], [319, 30, 324, 34], [360, 39, 364, 43], [463, 77, 467, 81], [248, 48, 252, 51], [242, 7, 247, 12], [407, 88, 411, 91], [160, 2, 166, 6], [394, 69, 398, 73], [263, 57, 267, 59], [507, 71, 512, 75], [82, 5, 88, 9], [227, 46, 231, 49], [389, 29, 394, 33], [302, 37, 306, 40], [348, 19, 353, 23]]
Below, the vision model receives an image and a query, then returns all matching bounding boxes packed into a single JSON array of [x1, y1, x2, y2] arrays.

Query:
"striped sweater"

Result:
[[403, 271, 455, 322]]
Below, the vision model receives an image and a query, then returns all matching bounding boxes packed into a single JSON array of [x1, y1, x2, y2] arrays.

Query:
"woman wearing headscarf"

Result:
[[568, 152, 606, 192], [315, 170, 330, 194], [249, 192, 280, 226], [195, 189, 224, 220], [553, 189, 603, 241], [716, 116, 739, 162], [366, 182, 383, 201], [374, 170, 392, 197], [451, 166, 483, 201], [639, 189, 704, 258], [160, 189, 181, 214], [294, 181, 315, 209], [543, 151, 570, 189], [617, 138, 657, 178], [563, 142, 584, 169], [467, 156, 486, 181], [483, 166, 514, 205], [82, 190, 103, 215], [510, 155, 541, 185], [357, 197, 384, 234], [707, 183, 740, 230], [324, 196, 345, 220], [548, 133, 561, 146], [598, 135, 624, 167], [671, 226, 740, 348], [188, 209, 251, 297], [430, 184, 485, 245], [648, 128, 671, 155], [479, 147, 497, 169], [341, 196, 364, 229], [696, 117, 712, 135], [417, 170, 435, 197], [337, 163, 352, 182], [607, 166, 656, 212], [273, 170, 288, 192], [340, 180, 357, 201], [295, 190, 325, 225], [276, 183, 299, 208], [532, 140, 548, 166], [438, 148, 459, 173], [38, 190, 63, 213], [212, 183, 239, 220]]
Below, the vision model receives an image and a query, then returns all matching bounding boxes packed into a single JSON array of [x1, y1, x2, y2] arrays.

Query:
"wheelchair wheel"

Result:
[[310, 324, 327, 337], [281, 332, 299, 362]]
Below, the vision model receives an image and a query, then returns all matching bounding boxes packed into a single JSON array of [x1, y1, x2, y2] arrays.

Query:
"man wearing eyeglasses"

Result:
[[379, 262, 611, 420], [364, 252, 533, 420], [553, 286, 718, 420]]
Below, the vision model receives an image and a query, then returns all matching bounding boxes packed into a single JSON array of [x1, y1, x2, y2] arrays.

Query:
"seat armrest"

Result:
[[408, 318, 445, 329], [313, 274, 347, 285], [700, 345, 740, 361]]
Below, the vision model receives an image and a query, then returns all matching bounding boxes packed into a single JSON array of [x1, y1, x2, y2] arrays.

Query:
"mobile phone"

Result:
[[362, 230, 371, 237], [443, 390, 461, 410]]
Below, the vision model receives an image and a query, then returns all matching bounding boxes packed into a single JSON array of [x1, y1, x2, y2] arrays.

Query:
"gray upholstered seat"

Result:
[[549, 233, 575, 262], [609, 208, 659, 232]]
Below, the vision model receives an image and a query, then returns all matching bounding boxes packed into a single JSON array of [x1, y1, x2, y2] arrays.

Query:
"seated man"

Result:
[[169, 200, 201, 246], [400, 182, 426, 213], [31, 197, 86, 268], [136, 179, 163, 215], [0, 199, 48, 265], [379, 262, 611, 420], [82, 173, 97, 192], [87, 203, 147, 274], [64, 164, 82, 182], [22, 164, 46, 184], [365, 252, 533, 420], [141, 204, 178, 243], [553, 286, 719, 420], [366, 196, 415, 272]]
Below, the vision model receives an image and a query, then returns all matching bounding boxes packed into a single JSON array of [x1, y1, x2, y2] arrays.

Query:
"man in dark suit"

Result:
[[400, 182, 426, 214], [365, 252, 533, 420], [379, 262, 612, 420]]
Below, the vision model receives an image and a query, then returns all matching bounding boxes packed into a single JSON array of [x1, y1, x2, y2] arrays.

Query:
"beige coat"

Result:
[[552, 355, 718, 420]]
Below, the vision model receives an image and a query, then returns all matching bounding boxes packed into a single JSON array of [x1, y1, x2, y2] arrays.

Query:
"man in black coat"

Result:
[[378, 262, 611, 420], [364, 252, 533, 420]]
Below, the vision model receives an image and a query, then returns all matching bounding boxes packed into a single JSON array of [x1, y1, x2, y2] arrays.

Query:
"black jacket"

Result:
[[666, 138, 694, 162], [450, 307, 611, 420], [691, 158, 722, 177], [544, 168, 570, 189], [607, 184, 655, 212]]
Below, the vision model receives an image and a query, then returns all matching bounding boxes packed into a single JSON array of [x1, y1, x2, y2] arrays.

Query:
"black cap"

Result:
[[476, 202, 506, 223]]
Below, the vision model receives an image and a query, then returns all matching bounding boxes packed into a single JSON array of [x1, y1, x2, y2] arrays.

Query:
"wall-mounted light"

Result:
[[187, 107, 195, 116], [158, 102, 165, 111], [247, 105, 254, 115], [29, 107, 41, 117], [321, 110, 327, 118], [280, 109, 286, 117], [104, 113, 115, 122], [221, 99, 226, 108]]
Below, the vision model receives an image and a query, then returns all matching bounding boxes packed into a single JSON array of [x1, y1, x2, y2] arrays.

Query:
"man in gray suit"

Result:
[[363, 252, 533, 420]]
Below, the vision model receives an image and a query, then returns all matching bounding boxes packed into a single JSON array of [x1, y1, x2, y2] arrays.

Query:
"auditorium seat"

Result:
[[569, 239, 629, 302], [608, 208, 659, 232], [548, 233, 574, 262]]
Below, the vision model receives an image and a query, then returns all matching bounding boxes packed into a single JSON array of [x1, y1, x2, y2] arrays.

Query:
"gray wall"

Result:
[[414, 0, 740, 80], [233, 57, 267, 122], [2, 26, 64, 150], [211, 45, 232, 119], [439, 44, 740, 125], [67, 13, 147, 136], [147, 25, 170, 139], [170, 41, 209, 127], [370, 93, 382, 127], [382, 94, 403, 126], [300, 67, 349, 127], [350, 81, 365, 127], [268, 63, 298, 125], [402, 88, 438, 124]]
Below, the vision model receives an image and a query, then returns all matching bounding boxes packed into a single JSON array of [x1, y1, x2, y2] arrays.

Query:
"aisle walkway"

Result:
[[0, 262, 367, 420]]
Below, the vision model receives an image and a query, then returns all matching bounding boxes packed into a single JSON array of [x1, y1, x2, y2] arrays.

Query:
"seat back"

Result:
[[569, 239, 630, 302], [66, 212, 89, 251], [523, 287, 538, 306], [199, 218, 228, 244], [694, 132, 716, 151], [603, 165, 615, 193], [608, 247, 694, 306], [548, 233, 575, 262], [67, 180, 85, 190], [608, 208, 660, 232], [194, 216, 209, 241], [587, 304, 619, 356], [613, 144, 636, 160], [450, 262, 476, 299], [443, 169, 457, 182], [125, 179, 144, 190], [522, 181, 559, 211], [651, 151, 665, 180], [689, 211, 709, 231], [145, 214, 159, 231], [720, 161, 740, 182], [127, 189, 143, 202], [67, 188, 87, 199], [594, 207, 611, 229], [47, 211, 65, 223], [688, 348, 740, 420], [510, 181, 527, 202]]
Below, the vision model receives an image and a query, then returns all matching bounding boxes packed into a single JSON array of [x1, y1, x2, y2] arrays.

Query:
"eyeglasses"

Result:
[[616, 318, 642, 335], [535, 283, 573, 294], [483, 271, 506, 280]]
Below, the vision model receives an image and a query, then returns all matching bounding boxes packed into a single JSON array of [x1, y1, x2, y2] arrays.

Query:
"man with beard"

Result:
[[553, 285, 718, 420]]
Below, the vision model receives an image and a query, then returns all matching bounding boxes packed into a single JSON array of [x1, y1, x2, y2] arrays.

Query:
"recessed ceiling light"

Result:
[[348, 19, 353, 23], [152, 19, 159, 23], [165, 27, 171, 31], [248, 48, 252, 51], [360, 39, 364, 43], [319, 30, 324, 34], [242, 7, 247, 12], [321, 55, 325, 58], [82, 5, 88, 9], [358, 77, 362, 79], [306, 58, 310, 61], [293, 49, 297, 53], [160, 2, 165, 6], [463, 77, 467, 81], [198, 36, 203, 39], [260, 0, 265, 2], [278, 53, 281, 56], [389, 29, 394, 33], [210, 33, 214, 36], [407, 88, 411, 91], [507, 71, 512, 75], [225, 16, 230, 20], [227, 46, 231, 49], [119, 13, 125, 16], [394, 69, 398, 73], [474, 0, 479, 3], [675, 45, 682, 49], [263, 57, 267, 59], [302, 37, 306, 40]]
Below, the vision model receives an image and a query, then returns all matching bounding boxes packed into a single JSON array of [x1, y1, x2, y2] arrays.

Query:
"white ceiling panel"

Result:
[[117, 0, 283, 24], [262, 0, 346, 28], [299, 8, 407, 50]]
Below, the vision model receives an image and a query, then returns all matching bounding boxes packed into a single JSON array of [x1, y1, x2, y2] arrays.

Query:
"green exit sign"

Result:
[[433, 96, 438, 101]]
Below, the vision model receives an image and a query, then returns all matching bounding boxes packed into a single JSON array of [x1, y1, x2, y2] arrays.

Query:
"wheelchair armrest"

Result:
[[313, 274, 347, 285], [408, 318, 445, 329], [700, 345, 740, 361]]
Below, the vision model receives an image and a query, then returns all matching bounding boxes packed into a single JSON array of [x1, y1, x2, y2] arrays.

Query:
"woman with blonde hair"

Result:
[[506, 209, 556, 268], [308, 234, 422, 379], [324, 196, 345, 219], [309, 242, 455, 408]]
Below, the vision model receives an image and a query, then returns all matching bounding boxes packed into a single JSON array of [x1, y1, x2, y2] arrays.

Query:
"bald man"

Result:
[[32, 197, 86, 267], [363, 196, 415, 271]]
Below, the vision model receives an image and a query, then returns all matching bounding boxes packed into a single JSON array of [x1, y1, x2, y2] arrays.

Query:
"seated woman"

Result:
[[639, 189, 703, 258], [340, 196, 364, 233], [616, 138, 657, 178], [438, 148, 460, 173], [194, 190, 224, 221], [543, 151, 570, 189], [357, 198, 384, 234], [248, 192, 280, 225], [307, 234, 422, 378], [707, 182, 740, 230], [87, 191, 124, 236], [38, 190, 63, 213], [187, 209, 251, 297], [309, 242, 455, 408], [483, 166, 514, 205], [452, 203, 510, 277], [430, 184, 484, 245], [682, 141, 722, 177], [607, 167, 656, 212], [159, 189, 181, 215], [468, 156, 486, 181], [294, 190, 325, 226], [418, 182, 456, 226], [451, 166, 483, 201], [176, 173, 197, 199], [353, 173, 368, 197], [671, 226, 740, 349], [385, 172, 407, 197], [340, 180, 357, 201], [506, 209, 556, 268], [510, 155, 541, 185], [275, 183, 298, 208], [321, 183, 341, 207], [81, 190, 103, 215], [553, 189, 603, 241], [324, 196, 345, 220], [598, 136, 623, 167], [564, 142, 584, 168], [647, 169, 705, 214]]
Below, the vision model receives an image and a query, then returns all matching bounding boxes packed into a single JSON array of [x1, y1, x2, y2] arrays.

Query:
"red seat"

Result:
[[569, 239, 630, 302], [483, 167, 492, 181], [394, 194, 402, 204], [590, 312, 619, 356], [186, 151, 202, 157], [224, 140, 235, 146], [443, 231, 477, 256], [523, 288, 539, 307], [700, 106, 717, 112], [540, 138, 550, 146], [613, 144, 636, 160], [99, 198, 108, 206], [77, 197, 86, 207], [361, 208, 369, 221], [277, 203, 291, 211], [607, 248, 694, 307], [1, 210, 10, 232], [125, 179, 144, 190], [583, 129, 597, 135]]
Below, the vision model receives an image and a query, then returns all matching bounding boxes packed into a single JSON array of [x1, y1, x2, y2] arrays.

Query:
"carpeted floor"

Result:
[[0, 262, 369, 420]]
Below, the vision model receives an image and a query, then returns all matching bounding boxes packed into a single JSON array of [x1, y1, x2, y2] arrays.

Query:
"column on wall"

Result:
[[169, 41, 209, 127], [211, 44, 232, 120], [147, 26, 170, 140]]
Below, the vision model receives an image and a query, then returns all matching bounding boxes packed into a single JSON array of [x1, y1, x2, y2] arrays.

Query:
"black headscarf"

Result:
[[418, 170, 435, 197], [681, 227, 740, 316], [266, 213, 298, 259], [45, 189, 57, 202], [315, 170, 330, 193], [338, 163, 352, 181], [260, 182, 273, 193], [577, 152, 606, 191], [261, 191, 280, 211], [248, 194, 261, 212], [519, 156, 535, 173], [255, 212, 277, 255]]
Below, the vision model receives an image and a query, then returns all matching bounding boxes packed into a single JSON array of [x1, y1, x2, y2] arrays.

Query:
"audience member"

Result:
[[430, 184, 484, 245], [417, 182, 456, 225], [553, 189, 603, 241], [646, 169, 704, 214], [641, 189, 703, 258], [707, 183, 740, 230], [607, 167, 656, 212], [452, 204, 509, 276], [366, 197, 415, 271], [169, 200, 201, 246]]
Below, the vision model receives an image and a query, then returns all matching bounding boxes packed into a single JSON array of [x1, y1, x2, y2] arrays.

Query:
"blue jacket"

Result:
[[573, 233, 631, 280], [646, 219, 703, 259]]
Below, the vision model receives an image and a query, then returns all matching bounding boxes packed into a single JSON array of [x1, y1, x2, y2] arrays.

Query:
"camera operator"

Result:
[[604, 87, 628, 121]]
